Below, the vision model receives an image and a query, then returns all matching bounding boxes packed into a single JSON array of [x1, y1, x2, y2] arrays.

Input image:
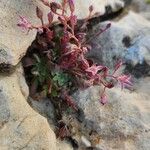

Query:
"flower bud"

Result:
[[89, 5, 93, 13], [50, 2, 62, 13], [36, 6, 43, 20], [106, 23, 111, 29], [70, 15, 77, 28], [100, 94, 107, 105], [47, 12, 54, 24]]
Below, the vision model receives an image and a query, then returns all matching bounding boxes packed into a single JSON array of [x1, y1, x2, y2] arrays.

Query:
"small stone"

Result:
[[81, 136, 92, 147]]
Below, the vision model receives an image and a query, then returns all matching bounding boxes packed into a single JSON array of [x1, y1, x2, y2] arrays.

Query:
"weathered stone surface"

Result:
[[28, 97, 56, 123], [0, 0, 126, 68], [73, 77, 150, 150], [130, 0, 150, 13], [0, 66, 57, 150], [88, 11, 150, 69], [130, 0, 150, 20], [57, 140, 73, 150], [61, 0, 125, 19], [0, 0, 37, 66], [47, 0, 125, 19]]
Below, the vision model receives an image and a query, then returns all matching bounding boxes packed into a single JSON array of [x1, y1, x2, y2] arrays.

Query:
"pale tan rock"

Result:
[[0, 0, 49, 66], [55, 0, 124, 19], [0, 67, 56, 150], [56, 140, 73, 150]]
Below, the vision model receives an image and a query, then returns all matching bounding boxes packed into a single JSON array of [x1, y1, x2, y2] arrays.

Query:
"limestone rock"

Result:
[[0, 0, 37, 66], [58, 0, 125, 19], [88, 11, 150, 69], [28, 97, 56, 123], [57, 140, 73, 150], [0, 67, 56, 150], [129, 0, 150, 20], [73, 77, 150, 150]]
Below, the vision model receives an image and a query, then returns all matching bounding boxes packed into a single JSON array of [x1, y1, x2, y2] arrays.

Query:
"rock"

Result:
[[0, 0, 36, 66], [88, 11, 150, 70], [129, 0, 150, 20], [62, 0, 125, 19], [28, 97, 56, 123], [73, 77, 150, 150], [81, 136, 92, 147], [0, 0, 126, 69], [57, 140, 73, 150], [17, 64, 29, 99], [130, 0, 150, 13], [0, 66, 57, 150]]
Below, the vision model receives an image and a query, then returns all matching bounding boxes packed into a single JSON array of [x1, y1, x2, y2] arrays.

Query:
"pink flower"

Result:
[[100, 94, 107, 105], [70, 15, 77, 27], [117, 75, 132, 89], [79, 54, 89, 70], [86, 65, 104, 77], [46, 30, 53, 40], [47, 12, 54, 24], [17, 16, 32, 31]]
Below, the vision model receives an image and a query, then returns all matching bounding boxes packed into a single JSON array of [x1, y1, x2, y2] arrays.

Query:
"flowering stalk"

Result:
[[18, 0, 132, 109]]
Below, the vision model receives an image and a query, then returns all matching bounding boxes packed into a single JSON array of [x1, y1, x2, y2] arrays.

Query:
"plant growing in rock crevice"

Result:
[[18, 0, 132, 109]]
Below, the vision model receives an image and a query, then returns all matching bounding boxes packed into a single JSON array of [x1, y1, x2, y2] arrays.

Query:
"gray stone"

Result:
[[130, 0, 150, 20], [73, 77, 150, 150], [28, 97, 55, 123], [88, 11, 150, 69], [130, 0, 150, 14]]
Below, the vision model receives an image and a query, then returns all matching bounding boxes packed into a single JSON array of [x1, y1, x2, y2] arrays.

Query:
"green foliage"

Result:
[[32, 54, 50, 85], [31, 53, 73, 98], [52, 71, 71, 87]]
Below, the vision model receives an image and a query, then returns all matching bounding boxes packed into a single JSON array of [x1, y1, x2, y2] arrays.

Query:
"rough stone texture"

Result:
[[0, 0, 37, 66], [0, 66, 57, 150], [28, 97, 56, 124], [73, 77, 150, 150], [130, 0, 150, 19], [57, 140, 73, 150], [88, 11, 150, 69], [0, 0, 126, 68], [57, 0, 125, 19], [134, 0, 150, 12]]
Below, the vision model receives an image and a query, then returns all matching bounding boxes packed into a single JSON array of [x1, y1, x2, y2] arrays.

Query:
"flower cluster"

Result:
[[18, 0, 132, 108]]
